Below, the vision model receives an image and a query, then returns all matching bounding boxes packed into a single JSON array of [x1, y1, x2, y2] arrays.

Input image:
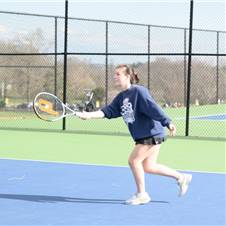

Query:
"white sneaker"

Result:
[[177, 173, 192, 197], [125, 192, 151, 205]]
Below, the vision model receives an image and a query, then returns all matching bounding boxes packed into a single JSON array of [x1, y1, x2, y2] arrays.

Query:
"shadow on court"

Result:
[[0, 159, 225, 225], [0, 193, 169, 204]]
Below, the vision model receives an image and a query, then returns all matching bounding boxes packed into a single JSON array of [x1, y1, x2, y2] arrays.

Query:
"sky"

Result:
[[0, 0, 225, 31], [0, 0, 225, 64]]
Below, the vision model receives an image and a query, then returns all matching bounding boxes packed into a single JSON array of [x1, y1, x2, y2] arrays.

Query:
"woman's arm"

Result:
[[77, 94, 121, 120], [76, 110, 105, 120], [139, 90, 171, 126]]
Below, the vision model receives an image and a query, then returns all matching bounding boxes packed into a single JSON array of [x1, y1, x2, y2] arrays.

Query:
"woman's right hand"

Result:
[[76, 111, 90, 120], [76, 110, 105, 120]]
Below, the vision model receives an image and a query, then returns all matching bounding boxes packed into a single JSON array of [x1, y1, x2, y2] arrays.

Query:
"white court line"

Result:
[[175, 113, 226, 121], [8, 175, 26, 181], [0, 157, 225, 175]]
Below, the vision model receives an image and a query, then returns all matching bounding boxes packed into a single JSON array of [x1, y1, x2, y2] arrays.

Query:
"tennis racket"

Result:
[[33, 92, 78, 121]]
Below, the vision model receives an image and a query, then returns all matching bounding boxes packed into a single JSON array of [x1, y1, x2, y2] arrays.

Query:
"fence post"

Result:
[[185, 0, 194, 136], [148, 25, 150, 90], [54, 17, 58, 97], [63, 0, 69, 130], [216, 31, 219, 104], [184, 28, 187, 106], [105, 21, 109, 105]]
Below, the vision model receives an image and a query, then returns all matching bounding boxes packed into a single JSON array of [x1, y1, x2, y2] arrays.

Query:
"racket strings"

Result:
[[37, 98, 59, 116], [34, 93, 65, 121]]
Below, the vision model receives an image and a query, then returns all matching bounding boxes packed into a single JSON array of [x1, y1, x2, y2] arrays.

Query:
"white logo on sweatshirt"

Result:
[[121, 98, 135, 125]]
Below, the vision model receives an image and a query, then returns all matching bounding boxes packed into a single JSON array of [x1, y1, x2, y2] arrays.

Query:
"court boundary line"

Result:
[[175, 113, 226, 121], [0, 157, 225, 175]]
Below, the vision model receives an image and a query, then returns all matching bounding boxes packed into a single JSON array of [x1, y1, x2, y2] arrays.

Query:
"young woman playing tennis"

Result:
[[76, 64, 192, 205]]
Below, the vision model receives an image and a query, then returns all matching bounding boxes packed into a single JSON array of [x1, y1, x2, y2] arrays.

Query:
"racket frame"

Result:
[[33, 92, 77, 122]]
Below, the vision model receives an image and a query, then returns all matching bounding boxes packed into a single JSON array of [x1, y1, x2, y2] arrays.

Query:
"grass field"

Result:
[[0, 103, 225, 174]]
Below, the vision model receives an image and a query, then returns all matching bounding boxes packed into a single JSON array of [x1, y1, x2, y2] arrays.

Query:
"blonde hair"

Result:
[[116, 64, 139, 84]]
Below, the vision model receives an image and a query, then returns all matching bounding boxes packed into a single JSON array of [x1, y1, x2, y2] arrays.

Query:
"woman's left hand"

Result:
[[168, 123, 176, 136]]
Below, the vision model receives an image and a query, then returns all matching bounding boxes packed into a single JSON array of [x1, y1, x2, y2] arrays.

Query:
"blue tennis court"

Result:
[[0, 159, 225, 225], [192, 114, 226, 121]]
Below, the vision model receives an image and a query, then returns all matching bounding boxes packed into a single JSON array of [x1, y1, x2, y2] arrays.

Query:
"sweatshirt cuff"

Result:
[[100, 107, 110, 119], [162, 119, 171, 128]]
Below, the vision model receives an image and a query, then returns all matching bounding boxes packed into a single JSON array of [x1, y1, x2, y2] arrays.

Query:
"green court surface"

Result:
[[0, 129, 225, 173]]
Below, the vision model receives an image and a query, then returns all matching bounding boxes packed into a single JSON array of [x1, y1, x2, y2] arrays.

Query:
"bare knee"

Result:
[[143, 164, 158, 173], [128, 158, 142, 168]]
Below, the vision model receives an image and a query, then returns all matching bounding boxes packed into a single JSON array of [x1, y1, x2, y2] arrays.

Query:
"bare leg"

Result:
[[142, 144, 182, 180], [128, 144, 155, 193]]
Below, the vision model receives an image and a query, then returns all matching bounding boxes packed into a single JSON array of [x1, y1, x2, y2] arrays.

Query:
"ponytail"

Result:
[[130, 67, 139, 84], [116, 64, 139, 84]]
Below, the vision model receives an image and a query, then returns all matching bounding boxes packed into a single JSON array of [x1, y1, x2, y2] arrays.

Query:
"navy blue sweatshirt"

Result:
[[101, 85, 171, 141]]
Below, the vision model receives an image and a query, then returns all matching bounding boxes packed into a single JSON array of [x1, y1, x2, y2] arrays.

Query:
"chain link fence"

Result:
[[0, 9, 225, 139]]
